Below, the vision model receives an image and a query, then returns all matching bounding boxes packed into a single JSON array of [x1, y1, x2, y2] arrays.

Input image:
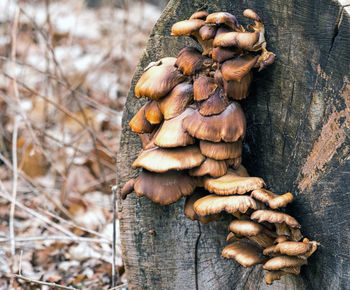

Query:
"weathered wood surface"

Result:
[[117, 0, 350, 289]]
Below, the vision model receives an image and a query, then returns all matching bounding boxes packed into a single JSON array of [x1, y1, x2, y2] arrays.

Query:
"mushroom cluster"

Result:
[[121, 9, 318, 285]]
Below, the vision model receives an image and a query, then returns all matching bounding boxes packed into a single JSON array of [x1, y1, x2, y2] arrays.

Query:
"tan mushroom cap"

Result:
[[199, 25, 217, 40], [214, 31, 260, 50], [222, 240, 265, 267], [194, 194, 264, 216], [154, 108, 194, 147], [212, 46, 239, 63], [189, 11, 209, 20], [204, 169, 266, 195], [223, 71, 253, 100], [199, 139, 242, 160], [229, 220, 266, 237], [159, 82, 193, 120], [171, 19, 205, 36], [129, 104, 155, 133], [135, 57, 186, 100], [243, 9, 261, 22], [251, 188, 276, 203], [144, 101, 163, 125], [134, 170, 197, 205], [263, 256, 307, 271], [193, 76, 218, 101], [183, 103, 246, 142], [189, 158, 227, 177], [175, 47, 213, 76], [221, 55, 259, 82], [184, 190, 221, 224], [206, 12, 240, 31], [265, 271, 288, 285], [251, 189, 294, 209], [273, 241, 312, 256], [199, 89, 228, 116], [132, 145, 205, 173], [251, 210, 301, 229]]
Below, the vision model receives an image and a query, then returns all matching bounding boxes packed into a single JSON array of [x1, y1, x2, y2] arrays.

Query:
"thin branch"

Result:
[[0, 235, 110, 244], [111, 185, 118, 288], [108, 283, 128, 290], [12, 274, 76, 290]]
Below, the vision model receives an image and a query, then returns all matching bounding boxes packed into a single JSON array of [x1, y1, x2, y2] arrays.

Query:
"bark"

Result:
[[117, 1, 350, 289]]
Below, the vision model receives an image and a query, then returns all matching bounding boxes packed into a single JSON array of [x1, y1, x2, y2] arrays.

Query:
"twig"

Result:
[[111, 185, 118, 288], [12, 274, 76, 290], [0, 235, 110, 244], [109, 283, 128, 290]]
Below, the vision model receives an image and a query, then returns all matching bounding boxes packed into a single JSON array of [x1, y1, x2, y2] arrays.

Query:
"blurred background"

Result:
[[0, 0, 167, 288]]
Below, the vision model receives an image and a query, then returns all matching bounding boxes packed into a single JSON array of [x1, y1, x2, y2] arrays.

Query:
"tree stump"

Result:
[[117, 1, 350, 289]]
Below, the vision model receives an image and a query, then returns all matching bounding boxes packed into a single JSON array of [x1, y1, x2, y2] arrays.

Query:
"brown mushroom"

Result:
[[144, 101, 163, 125], [212, 46, 239, 63], [198, 89, 229, 116], [189, 158, 227, 177], [175, 47, 213, 76], [251, 189, 294, 209], [221, 55, 259, 82], [189, 11, 208, 20], [171, 19, 205, 36], [206, 12, 241, 31], [263, 255, 307, 271], [199, 139, 242, 160], [273, 240, 319, 257], [199, 25, 217, 41], [214, 31, 260, 50], [193, 76, 218, 101], [223, 72, 253, 100], [134, 170, 197, 205], [183, 103, 246, 142], [129, 104, 155, 133], [265, 271, 288, 285], [135, 57, 186, 100], [121, 178, 136, 199], [132, 145, 205, 173], [222, 240, 265, 267], [251, 210, 301, 229]]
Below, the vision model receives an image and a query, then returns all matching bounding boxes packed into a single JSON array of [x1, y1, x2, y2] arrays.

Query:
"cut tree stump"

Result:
[[117, 1, 350, 289]]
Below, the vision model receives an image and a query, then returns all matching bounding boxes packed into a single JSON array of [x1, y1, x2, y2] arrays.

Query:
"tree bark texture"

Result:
[[117, 1, 350, 289]]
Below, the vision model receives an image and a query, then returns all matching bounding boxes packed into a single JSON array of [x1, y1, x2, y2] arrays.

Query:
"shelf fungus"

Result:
[[121, 8, 318, 285]]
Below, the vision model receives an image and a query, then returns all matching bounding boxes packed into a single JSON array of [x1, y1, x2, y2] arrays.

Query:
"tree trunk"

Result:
[[117, 1, 350, 289]]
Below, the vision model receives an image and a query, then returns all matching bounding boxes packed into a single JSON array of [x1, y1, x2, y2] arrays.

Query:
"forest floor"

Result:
[[0, 0, 160, 288]]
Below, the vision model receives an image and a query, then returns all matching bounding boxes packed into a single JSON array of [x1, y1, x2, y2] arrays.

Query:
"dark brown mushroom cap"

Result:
[[154, 108, 194, 147], [144, 101, 163, 125], [206, 12, 240, 30], [199, 139, 242, 160], [189, 158, 227, 177], [121, 178, 135, 199], [223, 71, 253, 100], [183, 103, 246, 142], [194, 194, 264, 216], [129, 104, 155, 133], [193, 76, 218, 101], [243, 9, 262, 22], [189, 11, 209, 20], [212, 46, 240, 63], [265, 271, 288, 285], [251, 210, 301, 229], [159, 82, 193, 120], [263, 256, 307, 271], [175, 47, 213, 76], [222, 240, 265, 267], [229, 220, 266, 237], [171, 19, 205, 36], [221, 55, 259, 82], [214, 31, 260, 49], [273, 241, 312, 256], [134, 170, 197, 205], [132, 145, 205, 173], [184, 190, 221, 224], [135, 57, 186, 100], [198, 89, 229, 116], [204, 169, 266, 195], [199, 25, 217, 40]]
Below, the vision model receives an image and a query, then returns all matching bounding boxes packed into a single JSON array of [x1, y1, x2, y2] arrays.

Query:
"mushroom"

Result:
[[214, 31, 260, 51], [204, 169, 266, 195], [199, 25, 217, 41], [189, 158, 228, 177], [183, 103, 246, 143], [144, 101, 163, 125], [159, 82, 193, 120], [212, 46, 240, 63], [222, 72, 253, 100], [263, 255, 307, 272], [121, 178, 136, 199], [206, 12, 241, 32], [129, 103, 155, 133], [222, 240, 266, 267], [193, 194, 264, 216], [221, 55, 259, 82], [175, 47, 213, 76], [154, 108, 194, 148], [198, 89, 229, 116], [251, 189, 294, 209], [199, 139, 242, 160], [135, 57, 186, 100], [133, 170, 197, 205], [265, 271, 288, 285], [189, 11, 208, 20], [273, 240, 319, 257], [225, 156, 242, 169], [193, 76, 218, 101], [132, 145, 205, 173]]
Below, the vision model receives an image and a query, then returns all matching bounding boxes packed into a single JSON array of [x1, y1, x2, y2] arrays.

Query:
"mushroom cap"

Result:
[[263, 256, 307, 271], [229, 220, 266, 237], [184, 190, 221, 224], [243, 9, 261, 22], [154, 108, 194, 148], [204, 169, 266, 195], [183, 103, 246, 142], [129, 104, 155, 133], [214, 31, 260, 49], [221, 55, 259, 82], [265, 271, 288, 285], [212, 46, 239, 63], [132, 145, 205, 173], [175, 47, 213, 76], [222, 240, 265, 267], [171, 19, 205, 36], [144, 101, 163, 125], [273, 241, 312, 256], [225, 156, 242, 169], [198, 89, 229, 116], [121, 178, 135, 199], [159, 82, 193, 120], [263, 245, 277, 256], [199, 25, 217, 40], [135, 57, 186, 100], [134, 170, 197, 205], [193, 76, 218, 101], [232, 164, 250, 177], [138, 132, 157, 150], [268, 193, 294, 209], [206, 12, 240, 30], [251, 188, 277, 203], [189, 11, 209, 20], [194, 194, 264, 216], [189, 158, 227, 177], [199, 139, 242, 160], [223, 71, 253, 100], [251, 210, 301, 229]]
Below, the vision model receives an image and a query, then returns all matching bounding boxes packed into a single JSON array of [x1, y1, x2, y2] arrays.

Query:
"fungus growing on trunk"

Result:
[[120, 8, 318, 285]]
